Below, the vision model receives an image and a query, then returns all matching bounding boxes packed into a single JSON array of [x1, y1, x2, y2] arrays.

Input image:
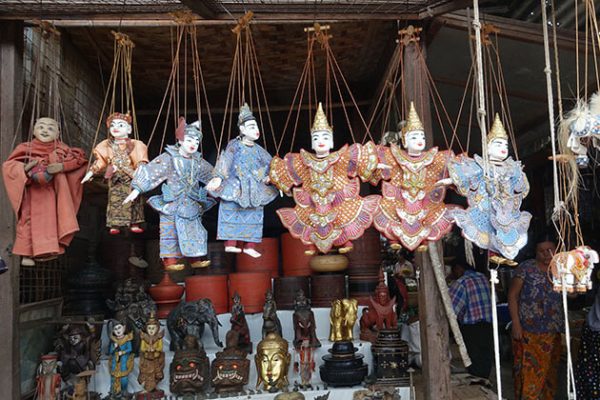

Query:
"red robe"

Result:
[[2, 139, 87, 258]]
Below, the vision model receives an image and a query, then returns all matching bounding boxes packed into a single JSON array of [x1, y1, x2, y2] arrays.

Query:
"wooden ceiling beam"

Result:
[[178, 0, 216, 20]]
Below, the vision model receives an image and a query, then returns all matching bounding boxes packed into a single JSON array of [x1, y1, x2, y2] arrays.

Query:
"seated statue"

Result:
[[359, 269, 397, 342]]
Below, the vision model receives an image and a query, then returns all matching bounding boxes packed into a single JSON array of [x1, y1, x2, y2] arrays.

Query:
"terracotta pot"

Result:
[[148, 272, 184, 318], [311, 273, 346, 307], [235, 237, 280, 277], [281, 233, 312, 277], [228, 271, 272, 314], [309, 254, 349, 273], [185, 274, 228, 314], [273, 276, 310, 310], [347, 228, 382, 305]]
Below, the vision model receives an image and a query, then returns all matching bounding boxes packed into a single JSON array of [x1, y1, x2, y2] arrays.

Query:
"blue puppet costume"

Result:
[[207, 103, 277, 258], [448, 114, 531, 265], [130, 118, 215, 271]]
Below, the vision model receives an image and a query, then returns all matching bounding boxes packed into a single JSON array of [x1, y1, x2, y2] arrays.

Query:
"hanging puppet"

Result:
[[125, 118, 215, 271], [269, 102, 380, 255], [206, 103, 277, 257], [445, 114, 531, 265], [371, 102, 457, 251], [2, 117, 87, 266], [560, 92, 600, 169], [81, 112, 148, 234]]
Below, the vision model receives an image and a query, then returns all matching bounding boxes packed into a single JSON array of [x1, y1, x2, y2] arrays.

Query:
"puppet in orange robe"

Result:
[[2, 117, 87, 265]]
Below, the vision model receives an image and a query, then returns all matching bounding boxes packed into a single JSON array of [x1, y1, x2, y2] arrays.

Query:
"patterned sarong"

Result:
[[217, 200, 263, 243]]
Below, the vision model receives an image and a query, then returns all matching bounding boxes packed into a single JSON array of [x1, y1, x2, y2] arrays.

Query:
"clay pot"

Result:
[[309, 254, 349, 273], [320, 341, 368, 387], [236, 237, 279, 277], [228, 272, 272, 314], [311, 273, 346, 307], [185, 274, 228, 314], [273, 276, 310, 310], [347, 228, 382, 305], [148, 272, 184, 318], [281, 233, 312, 277]]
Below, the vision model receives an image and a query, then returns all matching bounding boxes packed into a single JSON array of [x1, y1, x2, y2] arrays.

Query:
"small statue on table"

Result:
[[262, 289, 282, 338], [294, 339, 315, 389], [211, 330, 250, 393], [292, 289, 321, 349], [329, 298, 358, 342], [167, 298, 223, 351], [170, 335, 210, 395], [137, 313, 165, 398], [359, 269, 397, 343], [230, 291, 252, 353], [36, 353, 62, 400], [108, 320, 134, 398], [255, 333, 291, 392], [54, 323, 97, 383]]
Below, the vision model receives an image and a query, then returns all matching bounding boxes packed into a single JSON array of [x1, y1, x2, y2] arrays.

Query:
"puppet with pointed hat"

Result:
[[82, 112, 148, 235], [124, 117, 215, 271], [371, 102, 458, 252], [269, 102, 380, 255], [206, 103, 278, 257], [445, 114, 531, 265]]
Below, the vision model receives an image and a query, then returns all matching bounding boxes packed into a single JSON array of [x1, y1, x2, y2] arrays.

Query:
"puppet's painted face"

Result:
[[146, 323, 159, 336], [311, 130, 334, 154], [109, 118, 132, 139], [113, 323, 126, 338], [68, 333, 82, 346], [33, 118, 60, 143], [179, 135, 200, 155], [403, 130, 426, 153], [240, 120, 260, 141], [41, 358, 58, 375], [488, 138, 509, 161]]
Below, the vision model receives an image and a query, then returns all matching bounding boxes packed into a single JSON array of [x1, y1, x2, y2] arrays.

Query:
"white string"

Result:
[[562, 277, 577, 400], [489, 269, 502, 400], [472, 0, 489, 175]]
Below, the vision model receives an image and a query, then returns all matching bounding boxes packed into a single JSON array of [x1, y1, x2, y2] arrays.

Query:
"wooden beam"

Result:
[[178, 0, 216, 19], [418, 0, 472, 19], [0, 20, 24, 400]]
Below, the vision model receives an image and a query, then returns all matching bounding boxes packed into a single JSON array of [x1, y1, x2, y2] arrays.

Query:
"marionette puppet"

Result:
[[371, 102, 457, 252], [125, 118, 215, 271], [206, 103, 277, 257], [443, 114, 531, 265], [269, 102, 380, 255], [2, 117, 87, 266], [81, 112, 148, 235], [560, 92, 600, 168]]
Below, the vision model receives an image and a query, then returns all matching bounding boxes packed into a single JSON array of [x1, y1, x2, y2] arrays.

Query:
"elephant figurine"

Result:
[[167, 299, 223, 350], [329, 298, 358, 342], [551, 245, 599, 293]]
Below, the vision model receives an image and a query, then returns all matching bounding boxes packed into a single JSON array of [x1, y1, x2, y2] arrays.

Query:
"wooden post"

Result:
[[403, 34, 452, 399], [0, 20, 24, 400]]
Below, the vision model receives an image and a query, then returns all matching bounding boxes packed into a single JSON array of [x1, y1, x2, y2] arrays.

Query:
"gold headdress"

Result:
[[311, 102, 333, 134], [401, 102, 424, 144], [487, 113, 509, 143], [257, 332, 289, 353]]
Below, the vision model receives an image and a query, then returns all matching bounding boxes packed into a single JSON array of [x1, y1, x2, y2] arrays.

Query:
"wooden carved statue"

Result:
[[329, 298, 358, 342], [359, 269, 397, 342]]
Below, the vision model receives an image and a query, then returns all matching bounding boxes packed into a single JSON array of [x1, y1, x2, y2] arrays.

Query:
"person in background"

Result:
[[508, 236, 562, 400], [575, 285, 600, 399], [448, 259, 493, 379]]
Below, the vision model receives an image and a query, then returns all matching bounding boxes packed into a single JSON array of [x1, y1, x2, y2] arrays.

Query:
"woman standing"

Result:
[[508, 237, 563, 400]]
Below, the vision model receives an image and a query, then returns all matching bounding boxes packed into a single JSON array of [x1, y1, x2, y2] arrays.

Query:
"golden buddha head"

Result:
[[33, 117, 60, 143], [255, 333, 291, 391]]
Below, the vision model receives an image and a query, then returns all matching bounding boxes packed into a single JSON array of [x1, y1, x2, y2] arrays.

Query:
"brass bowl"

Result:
[[309, 254, 349, 272]]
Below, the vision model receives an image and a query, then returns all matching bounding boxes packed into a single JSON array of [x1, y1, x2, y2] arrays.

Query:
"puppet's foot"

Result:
[[242, 243, 261, 258], [338, 241, 353, 254], [190, 257, 211, 268], [21, 257, 35, 266], [489, 253, 517, 267], [304, 245, 317, 256], [163, 258, 185, 271], [224, 240, 242, 253], [109, 228, 121, 235], [130, 225, 144, 234], [389, 240, 402, 250]]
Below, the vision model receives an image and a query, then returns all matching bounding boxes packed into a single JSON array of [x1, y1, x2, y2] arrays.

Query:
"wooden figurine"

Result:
[[359, 269, 398, 343], [2, 117, 87, 266], [137, 313, 165, 397], [211, 330, 250, 393], [292, 289, 321, 349], [329, 298, 358, 342], [35, 353, 62, 400], [170, 335, 210, 395], [108, 320, 134, 397], [230, 292, 252, 353], [262, 289, 283, 338]]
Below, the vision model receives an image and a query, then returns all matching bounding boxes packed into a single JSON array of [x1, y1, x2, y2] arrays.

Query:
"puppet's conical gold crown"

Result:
[[311, 102, 333, 134], [402, 102, 424, 136], [487, 113, 509, 143]]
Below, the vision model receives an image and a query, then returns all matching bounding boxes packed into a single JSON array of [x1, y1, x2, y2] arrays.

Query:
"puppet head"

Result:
[[106, 112, 132, 139], [33, 117, 60, 143], [311, 102, 334, 157], [238, 103, 260, 141], [487, 114, 510, 162], [401, 102, 426, 154]]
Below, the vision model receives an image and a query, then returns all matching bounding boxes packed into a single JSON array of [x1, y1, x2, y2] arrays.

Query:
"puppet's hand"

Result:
[[206, 177, 222, 192], [123, 189, 140, 204], [81, 171, 94, 184], [434, 178, 453, 187], [47, 163, 64, 174]]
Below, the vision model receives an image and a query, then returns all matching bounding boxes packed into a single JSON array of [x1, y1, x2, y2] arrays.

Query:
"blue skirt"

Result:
[[217, 200, 263, 243]]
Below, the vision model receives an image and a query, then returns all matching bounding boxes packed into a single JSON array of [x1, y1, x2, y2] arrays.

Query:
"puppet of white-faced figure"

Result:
[[560, 93, 600, 169], [448, 114, 531, 265], [207, 103, 277, 257], [370, 102, 457, 251]]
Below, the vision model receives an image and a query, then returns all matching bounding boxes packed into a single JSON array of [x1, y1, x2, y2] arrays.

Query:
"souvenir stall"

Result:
[[1, 1, 600, 400]]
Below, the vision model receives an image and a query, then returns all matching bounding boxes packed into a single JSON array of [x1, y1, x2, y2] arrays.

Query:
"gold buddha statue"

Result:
[[255, 333, 291, 392]]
